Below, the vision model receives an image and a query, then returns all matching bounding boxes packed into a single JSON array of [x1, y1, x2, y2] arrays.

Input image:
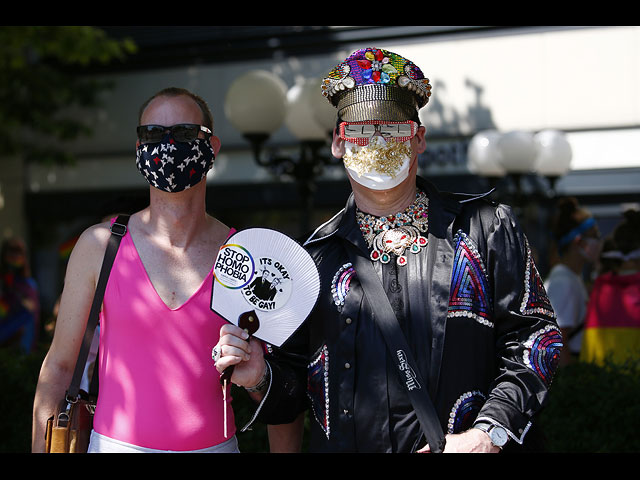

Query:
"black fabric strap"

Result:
[[66, 214, 130, 401], [346, 242, 446, 453]]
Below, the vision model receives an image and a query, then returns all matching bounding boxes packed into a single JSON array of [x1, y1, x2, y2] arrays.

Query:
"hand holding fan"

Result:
[[211, 228, 320, 436]]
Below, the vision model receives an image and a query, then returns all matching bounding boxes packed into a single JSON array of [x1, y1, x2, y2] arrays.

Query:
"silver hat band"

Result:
[[336, 84, 420, 123]]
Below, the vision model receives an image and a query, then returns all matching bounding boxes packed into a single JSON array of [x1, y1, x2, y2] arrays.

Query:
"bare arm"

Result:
[[31, 222, 110, 452], [417, 429, 499, 453], [268, 413, 305, 453]]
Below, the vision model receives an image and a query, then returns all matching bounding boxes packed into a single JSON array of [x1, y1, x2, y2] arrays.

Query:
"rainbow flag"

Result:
[[580, 271, 640, 366]]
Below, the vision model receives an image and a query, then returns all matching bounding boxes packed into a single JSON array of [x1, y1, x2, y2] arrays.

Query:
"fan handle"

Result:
[[220, 310, 260, 385]]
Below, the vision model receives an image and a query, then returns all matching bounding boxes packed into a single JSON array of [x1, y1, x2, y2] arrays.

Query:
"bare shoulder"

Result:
[[65, 220, 115, 284], [80, 220, 114, 245], [73, 220, 113, 256], [48, 220, 117, 365]]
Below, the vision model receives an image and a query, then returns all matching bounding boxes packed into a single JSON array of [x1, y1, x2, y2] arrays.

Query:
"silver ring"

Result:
[[212, 345, 221, 364]]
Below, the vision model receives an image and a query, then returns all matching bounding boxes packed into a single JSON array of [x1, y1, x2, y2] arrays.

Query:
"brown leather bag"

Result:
[[45, 395, 95, 453], [45, 215, 129, 453]]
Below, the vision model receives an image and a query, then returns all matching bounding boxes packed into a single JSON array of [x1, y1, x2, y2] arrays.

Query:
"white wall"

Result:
[[384, 26, 640, 134]]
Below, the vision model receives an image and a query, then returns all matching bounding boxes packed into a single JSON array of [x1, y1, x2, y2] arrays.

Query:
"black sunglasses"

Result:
[[137, 124, 212, 143]]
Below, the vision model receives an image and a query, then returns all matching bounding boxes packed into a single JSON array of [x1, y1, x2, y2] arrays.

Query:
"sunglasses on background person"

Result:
[[137, 124, 212, 144]]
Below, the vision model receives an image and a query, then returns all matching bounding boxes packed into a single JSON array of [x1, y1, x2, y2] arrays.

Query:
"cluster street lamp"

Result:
[[225, 69, 575, 238], [224, 71, 340, 233], [467, 129, 573, 202], [467, 128, 573, 275]]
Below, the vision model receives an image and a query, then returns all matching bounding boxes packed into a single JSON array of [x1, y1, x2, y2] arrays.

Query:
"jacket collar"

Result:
[[303, 176, 463, 248]]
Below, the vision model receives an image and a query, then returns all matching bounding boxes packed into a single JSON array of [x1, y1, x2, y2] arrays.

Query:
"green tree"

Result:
[[0, 26, 136, 165]]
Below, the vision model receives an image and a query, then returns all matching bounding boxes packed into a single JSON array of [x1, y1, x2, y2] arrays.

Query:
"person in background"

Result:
[[32, 87, 244, 453], [546, 197, 601, 366], [580, 209, 640, 366], [0, 237, 39, 354]]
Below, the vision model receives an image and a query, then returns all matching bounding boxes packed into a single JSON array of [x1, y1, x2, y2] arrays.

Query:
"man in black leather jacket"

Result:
[[214, 48, 562, 453]]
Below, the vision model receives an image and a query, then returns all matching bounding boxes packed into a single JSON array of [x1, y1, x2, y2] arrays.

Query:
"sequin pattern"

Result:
[[448, 231, 494, 327], [521, 237, 556, 318], [321, 48, 432, 106], [448, 390, 486, 434], [307, 345, 330, 439], [331, 263, 356, 310], [523, 325, 562, 386]]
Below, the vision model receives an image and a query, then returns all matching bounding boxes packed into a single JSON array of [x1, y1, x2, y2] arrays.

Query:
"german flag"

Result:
[[580, 271, 640, 366]]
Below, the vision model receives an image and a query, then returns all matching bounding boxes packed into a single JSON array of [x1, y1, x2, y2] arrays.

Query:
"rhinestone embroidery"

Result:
[[321, 48, 432, 107], [308, 345, 330, 439], [523, 324, 562, 386], [448, 231, 494, 328], [331, 263, 356, 310], [356, 190, 428, 266], [448, 390, 486, 434], [521, 237, 556, 318]]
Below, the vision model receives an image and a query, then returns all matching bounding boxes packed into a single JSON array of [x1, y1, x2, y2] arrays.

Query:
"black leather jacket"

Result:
[[250, 177, 561, 452]]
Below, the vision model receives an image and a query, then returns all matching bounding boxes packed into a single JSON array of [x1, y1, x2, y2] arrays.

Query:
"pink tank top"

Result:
[[93, 223, 236, 450]]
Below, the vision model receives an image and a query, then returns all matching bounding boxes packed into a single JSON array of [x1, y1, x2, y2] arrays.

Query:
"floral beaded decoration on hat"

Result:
[[321, 48, 432, 123]]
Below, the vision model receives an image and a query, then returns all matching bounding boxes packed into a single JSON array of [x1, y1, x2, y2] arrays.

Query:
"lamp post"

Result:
[[533, 129, 573, 192], [224, 71, 339, 234], [467, 128, 573, 275], [467, 130, 507, 180], [496, 130, 538, 205], [224, 70, 289, 164], [468, 128, 572, 202]]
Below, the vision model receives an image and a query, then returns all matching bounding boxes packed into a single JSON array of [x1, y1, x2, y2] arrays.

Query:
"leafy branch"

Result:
[[0, 26, 137, 165]]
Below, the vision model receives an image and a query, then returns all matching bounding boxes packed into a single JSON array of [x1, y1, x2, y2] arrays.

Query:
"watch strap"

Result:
[[473, 422, 492, 433], [474, 422, 508, 448]]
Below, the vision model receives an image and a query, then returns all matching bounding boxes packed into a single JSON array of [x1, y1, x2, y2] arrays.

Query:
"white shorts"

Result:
[[88, 430, 240, 453]]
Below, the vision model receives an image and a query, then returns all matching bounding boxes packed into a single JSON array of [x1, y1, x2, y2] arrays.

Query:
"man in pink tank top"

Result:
[[32, 88, 266, 452]]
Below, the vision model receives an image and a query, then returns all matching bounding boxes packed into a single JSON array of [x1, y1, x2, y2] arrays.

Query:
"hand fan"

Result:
[[211, 227, 320, 437], [211, 227, 320, 347]]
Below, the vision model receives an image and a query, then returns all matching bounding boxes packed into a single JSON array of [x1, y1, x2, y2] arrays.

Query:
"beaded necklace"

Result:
[[356, 190, 429, 266]]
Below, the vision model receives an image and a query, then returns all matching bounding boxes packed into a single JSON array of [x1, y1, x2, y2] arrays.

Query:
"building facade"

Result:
[[6, 25, 639, 317]]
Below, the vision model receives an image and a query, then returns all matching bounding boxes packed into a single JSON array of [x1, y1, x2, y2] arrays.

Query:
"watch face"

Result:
[[490, 426, 509, 447]]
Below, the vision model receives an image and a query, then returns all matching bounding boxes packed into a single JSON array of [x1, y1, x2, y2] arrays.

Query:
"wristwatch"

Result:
[[474, 422, 509, 448]]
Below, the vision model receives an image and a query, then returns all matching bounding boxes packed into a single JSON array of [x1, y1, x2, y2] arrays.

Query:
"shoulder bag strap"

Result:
[[345, 242, 447, 453], [66, 214, 130, 401]]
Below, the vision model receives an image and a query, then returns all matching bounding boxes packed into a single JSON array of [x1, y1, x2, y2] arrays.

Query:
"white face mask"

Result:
[[343, 136, 412, 190]]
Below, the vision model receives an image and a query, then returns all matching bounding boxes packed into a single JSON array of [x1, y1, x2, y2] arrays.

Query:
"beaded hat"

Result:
[[321, 47, 432, 123]]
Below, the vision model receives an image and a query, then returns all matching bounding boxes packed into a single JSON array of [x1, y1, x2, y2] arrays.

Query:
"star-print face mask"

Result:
[[136, 134, 215, 193]]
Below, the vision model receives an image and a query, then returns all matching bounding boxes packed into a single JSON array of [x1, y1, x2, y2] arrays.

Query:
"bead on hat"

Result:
[[321, 47, 432, 109]]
